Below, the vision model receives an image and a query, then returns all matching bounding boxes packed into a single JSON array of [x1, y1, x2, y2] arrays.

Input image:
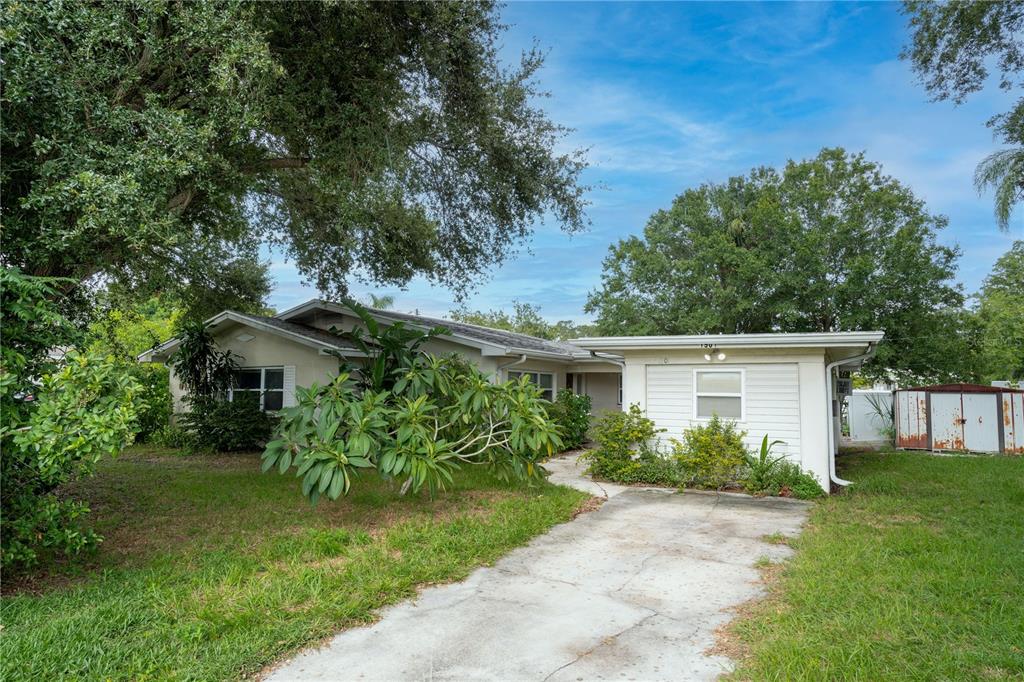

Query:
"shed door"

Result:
[[930, 393, 964, 451], [962, 394, 999, 452], [1003, 393, 1024, 454]]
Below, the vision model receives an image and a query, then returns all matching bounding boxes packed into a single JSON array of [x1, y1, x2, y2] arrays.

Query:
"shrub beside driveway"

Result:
[[0, 446, 587, 681], [728, 450, 1024, 680]]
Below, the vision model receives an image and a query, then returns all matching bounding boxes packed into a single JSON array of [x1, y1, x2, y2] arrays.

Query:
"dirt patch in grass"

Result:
[[707, 560, 788, 673], [571, 495, 605, 518]]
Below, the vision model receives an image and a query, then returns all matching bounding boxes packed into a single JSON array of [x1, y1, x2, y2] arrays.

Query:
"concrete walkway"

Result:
[[266, 454, 810, 681]]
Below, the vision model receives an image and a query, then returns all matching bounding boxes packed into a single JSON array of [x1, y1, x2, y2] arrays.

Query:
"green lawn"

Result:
[[0, 447, 588, 681], [731, 449, 1024, 681]]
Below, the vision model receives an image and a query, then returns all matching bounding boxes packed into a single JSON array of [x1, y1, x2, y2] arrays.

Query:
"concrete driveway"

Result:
[[266, 455, 809, 681]]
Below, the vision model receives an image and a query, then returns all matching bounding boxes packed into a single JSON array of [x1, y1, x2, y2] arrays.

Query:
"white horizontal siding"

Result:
[[645, 363, 802, 461]]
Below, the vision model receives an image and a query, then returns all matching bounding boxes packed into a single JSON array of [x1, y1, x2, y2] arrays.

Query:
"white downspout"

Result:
[[496, 354, 528, 381], [825, 343, 877, 487]]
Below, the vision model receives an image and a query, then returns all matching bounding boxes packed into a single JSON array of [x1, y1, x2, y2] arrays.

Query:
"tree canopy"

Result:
[[449, 301, 596, 341], [585, 148, 973, 384], [1, 1, 587, 308], [903, 1, 1024, 229], [974, 241, 1024, 382]]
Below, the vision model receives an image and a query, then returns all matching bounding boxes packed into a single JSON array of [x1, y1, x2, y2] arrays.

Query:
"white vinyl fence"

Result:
[[847, 390, 893, 444]]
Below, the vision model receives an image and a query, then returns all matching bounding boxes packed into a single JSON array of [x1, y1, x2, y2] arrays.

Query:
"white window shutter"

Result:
[[283, 365, 296, 407]]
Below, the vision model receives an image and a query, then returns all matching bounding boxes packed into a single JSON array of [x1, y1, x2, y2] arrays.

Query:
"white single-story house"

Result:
[[140, 298, 883, 491]]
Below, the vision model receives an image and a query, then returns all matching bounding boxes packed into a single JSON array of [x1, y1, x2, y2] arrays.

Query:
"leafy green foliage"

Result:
[[1, 268, 144, 569], [127, 364, 172, 442], [327, 300, 448, 392], [263, 354, 562, 501], [975, 241, 1024, 382], [1, 1, 587, 305], [586, 148, 972, 384], [547, 390, 592, 451], [902, 1, 1023, 229], [179, 393, 275, 453], [670, 415, 748, 490], [582, 405, 664, 480], [2, 352, 142, 569], [169, 322, 239, 399], [584, 406, 822, 497], [742, 435, 825, 500], [449, 301, 597, 341]]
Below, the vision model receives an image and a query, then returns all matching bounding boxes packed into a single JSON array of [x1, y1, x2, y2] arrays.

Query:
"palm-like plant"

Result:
[[975, 148, 1024, 231], [743, 434, 787, 492], [327, 299, 448, 392]]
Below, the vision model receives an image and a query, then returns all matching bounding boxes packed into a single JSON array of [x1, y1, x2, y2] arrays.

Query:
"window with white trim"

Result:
[[617, 374, 623, 405], [231, 367, 284, 411], [508, 370, 555, 401], [693, 369, 744, 420]]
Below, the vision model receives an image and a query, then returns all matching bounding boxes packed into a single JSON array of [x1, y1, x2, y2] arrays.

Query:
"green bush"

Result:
[[2, 352, 142, 569], [180, 393, 275, 452], [151, 423, 193, 449], [608, 452, 688, 486], [582, 404, 664, 480], [671, 415, 748, 489], [547, 390, 592, 451], [127, 363, 172, 442]]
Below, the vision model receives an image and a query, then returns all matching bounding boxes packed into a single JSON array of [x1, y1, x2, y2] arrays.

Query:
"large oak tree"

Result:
[[585, 148, 975, 383], [1, 1, 587, 307]]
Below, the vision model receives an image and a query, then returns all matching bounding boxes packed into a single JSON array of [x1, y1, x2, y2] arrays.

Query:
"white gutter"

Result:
[[825, 343, 878, 487], [590, 350, 625, 368], [572, 331, 884, 351]]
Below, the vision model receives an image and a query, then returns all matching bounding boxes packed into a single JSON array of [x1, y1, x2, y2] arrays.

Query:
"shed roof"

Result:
[[901, 383, 1024, 394]]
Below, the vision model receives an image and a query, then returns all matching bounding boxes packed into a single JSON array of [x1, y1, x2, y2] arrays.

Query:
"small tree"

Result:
[[169, 321, 239, 398], [1, 268, 142, 569]]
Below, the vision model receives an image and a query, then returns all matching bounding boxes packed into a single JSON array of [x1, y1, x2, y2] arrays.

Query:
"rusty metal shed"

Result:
[[895, 384, 1024, 454]]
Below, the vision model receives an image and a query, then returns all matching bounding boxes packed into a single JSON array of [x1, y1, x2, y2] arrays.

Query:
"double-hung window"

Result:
[[693, 369, 744, 420], [231, 367, 284, 411], [508, 370, 555, 401]]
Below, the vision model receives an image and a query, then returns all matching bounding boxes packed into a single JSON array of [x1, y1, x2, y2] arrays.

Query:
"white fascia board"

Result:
[[570, 331, 885, 351]]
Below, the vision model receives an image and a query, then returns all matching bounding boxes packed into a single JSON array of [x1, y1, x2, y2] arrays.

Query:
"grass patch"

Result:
[[729, 450, 1024, 681], [0, 446, 588, 680]]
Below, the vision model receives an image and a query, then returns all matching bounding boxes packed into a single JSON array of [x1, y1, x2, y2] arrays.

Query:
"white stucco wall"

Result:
[[168, 325, 339, 413], [618, 348, 830, 488]]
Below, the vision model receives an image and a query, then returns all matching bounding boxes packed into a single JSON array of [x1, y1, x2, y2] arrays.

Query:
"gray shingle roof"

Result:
[[367, 309, 584, 358], [230, 313, 358, 351]]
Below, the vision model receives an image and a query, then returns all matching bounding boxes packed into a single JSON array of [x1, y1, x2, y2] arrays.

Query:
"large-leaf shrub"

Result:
[[262, 354, 561, 500], [547, 390, 592, 450]]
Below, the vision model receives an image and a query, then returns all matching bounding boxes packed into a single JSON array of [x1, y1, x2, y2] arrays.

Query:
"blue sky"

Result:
[[268, 1, 1022, 320]]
